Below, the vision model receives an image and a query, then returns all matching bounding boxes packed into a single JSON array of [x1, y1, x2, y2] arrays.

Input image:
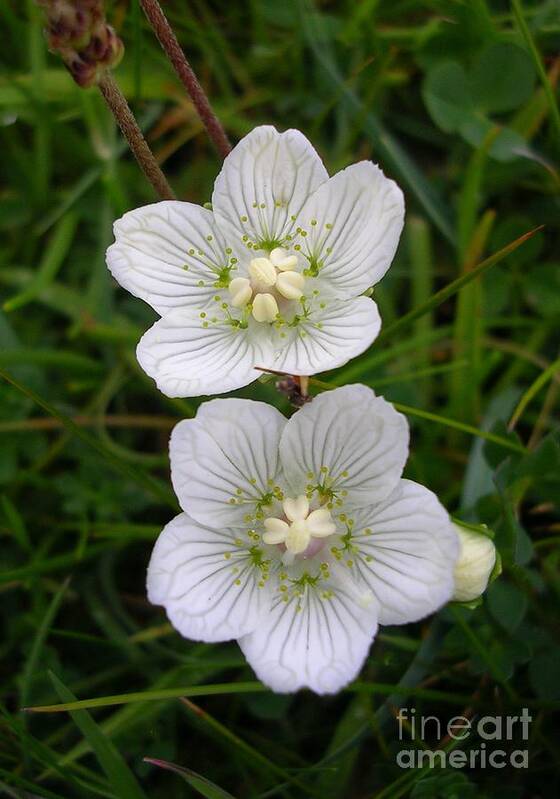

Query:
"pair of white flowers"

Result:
[[106, 126, 496, 694]]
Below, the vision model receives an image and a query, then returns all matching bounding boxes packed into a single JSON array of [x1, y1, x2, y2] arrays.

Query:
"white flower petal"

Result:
[[136, 309, 268, 398], [238, 565, 378, 694], [280, 385, 409, 508], [212, 126, 328, 250], [107, 202, 235, 315], [269, 296, 381, 376], [147, 513, 272, 642], [297, 162, 404, 299], [170, 398, 287, 527], [350, 479, 459, 625]]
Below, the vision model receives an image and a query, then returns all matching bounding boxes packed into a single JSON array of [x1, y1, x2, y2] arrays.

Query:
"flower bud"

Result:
[[452, 524, 497, 603], [37, 0, 123, 88]]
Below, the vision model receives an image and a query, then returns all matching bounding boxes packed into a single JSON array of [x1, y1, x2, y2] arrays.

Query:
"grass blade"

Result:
[[511, 0, 560, 141], [298, 0, 455, 243], [1, 495, 31, 552], [508, 356, 560, 431], [377, 226, 543, 343], [24, 682, 268, 712], [393, 402, 526, 454], [143, 758, 236, 799], [3, 213, 78, 312], [21, 579, 70, 710], [0, 367, 178, 510], [179, 697, 316, 797], [48, 672, 149, 799]]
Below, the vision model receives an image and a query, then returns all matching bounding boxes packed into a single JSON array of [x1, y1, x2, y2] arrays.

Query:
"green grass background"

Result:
[[1, 1, 559, 797]]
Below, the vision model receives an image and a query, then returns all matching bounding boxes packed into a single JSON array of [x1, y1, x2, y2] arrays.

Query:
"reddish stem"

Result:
[[98, 71, 175, 200], [140, 0, 232, 159]]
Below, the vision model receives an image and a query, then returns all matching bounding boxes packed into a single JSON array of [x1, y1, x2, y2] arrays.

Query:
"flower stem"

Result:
[[139, 0, 232, 159], [97, 71, 175, 200]]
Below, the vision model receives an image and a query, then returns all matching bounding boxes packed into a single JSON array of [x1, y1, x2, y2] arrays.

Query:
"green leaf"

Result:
[[487, 582, 528, 634], [144, 758, 236, 799], [422, 61, 473, 132], [470, 42, 536, 113], [461, 387, 521, 510], [422, 48, 533, 161], [529, 651, 560, 700], [48, 672, 149, 799], [459, 115, 528, 162]]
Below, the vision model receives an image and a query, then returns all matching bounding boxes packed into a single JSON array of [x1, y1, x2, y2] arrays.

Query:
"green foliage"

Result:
[[144, 758, 236, 799], [422, 42, 536, 161], [0, 0, 558, 797], [49, 672, 149, 799]]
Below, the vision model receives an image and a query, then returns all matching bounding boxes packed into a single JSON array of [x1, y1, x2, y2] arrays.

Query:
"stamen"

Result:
[[229, 277, 252, 308], [276, 271, 304, 300], [283, 495, 309, 522], [270, 247, 298, 271], [262, 495, 336, 555], [227, 251, 306, 323], [252, 293, 279, 322], [248, 257, 277, 287]]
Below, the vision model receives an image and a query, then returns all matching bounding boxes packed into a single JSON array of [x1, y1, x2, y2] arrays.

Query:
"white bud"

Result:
[[228, 277, 252, 308], [276, 270, 305, 300], [248, 257, 277, 287], [452, 525, 497, 603], [252, 292, 279, 323], [270, 247, 298, 271]]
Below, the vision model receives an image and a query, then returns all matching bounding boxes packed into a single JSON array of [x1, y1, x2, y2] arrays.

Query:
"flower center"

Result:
[[228, 247, 305, 323], [262, 494, 336, 555]]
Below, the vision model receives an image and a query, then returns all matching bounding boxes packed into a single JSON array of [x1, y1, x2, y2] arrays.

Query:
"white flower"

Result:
[[147, 385, 458, 694], [452, 524, 497, 603], [106, 126, 404, 397]]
